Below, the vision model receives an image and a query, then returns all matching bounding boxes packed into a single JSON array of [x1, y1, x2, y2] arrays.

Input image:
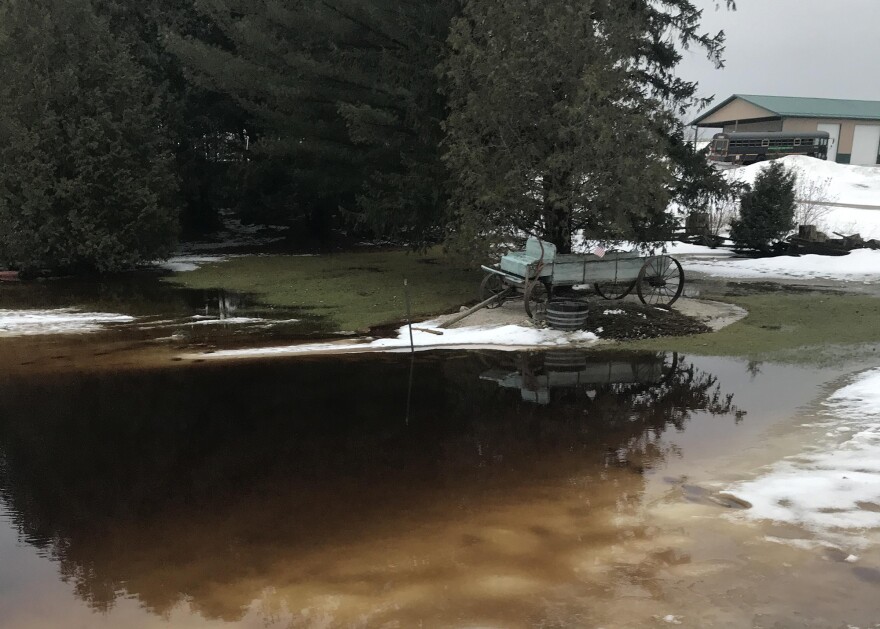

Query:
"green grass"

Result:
[[167, 250, 880, 361], [628, 293, 880, 361], [165, 249, 482, 332]]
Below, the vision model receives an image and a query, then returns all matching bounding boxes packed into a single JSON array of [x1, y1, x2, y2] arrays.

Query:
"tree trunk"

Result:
[[542, 171, 573, 253]]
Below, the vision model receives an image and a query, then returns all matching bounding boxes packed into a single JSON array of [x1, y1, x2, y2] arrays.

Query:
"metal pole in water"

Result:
[[404, 279, 415, 353], [404, 279, 415, 425]]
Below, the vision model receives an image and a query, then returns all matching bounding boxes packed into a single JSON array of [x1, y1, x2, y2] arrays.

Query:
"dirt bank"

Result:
[[435, 295, 746, 338]]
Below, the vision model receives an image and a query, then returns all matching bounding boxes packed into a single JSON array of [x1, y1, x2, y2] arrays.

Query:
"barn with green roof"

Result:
[[692, 95, 880, 165]]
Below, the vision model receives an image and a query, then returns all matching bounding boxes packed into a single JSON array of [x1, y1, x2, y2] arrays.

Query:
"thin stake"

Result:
[[404, 278, 415, 353], [404, 278, 415, 426], [405, 353, 414, 427]]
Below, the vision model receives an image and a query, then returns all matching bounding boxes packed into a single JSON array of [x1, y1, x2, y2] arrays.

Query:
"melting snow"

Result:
[[730, 156, 880, 210], [189, 322, 600, 359], [186, 317, 300, 326], [156, 254, 232, 272], [0, 309, 134, 336], [683, 248, 880, 282], [726, 368, 880, 548]]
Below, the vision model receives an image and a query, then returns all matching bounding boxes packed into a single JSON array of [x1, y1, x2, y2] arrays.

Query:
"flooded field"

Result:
[[2, 348, 879, 628]]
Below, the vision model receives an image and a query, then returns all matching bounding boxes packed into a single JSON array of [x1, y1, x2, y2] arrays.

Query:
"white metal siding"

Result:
[[851, 125, 880, 166], [817, 123, 841, 162]]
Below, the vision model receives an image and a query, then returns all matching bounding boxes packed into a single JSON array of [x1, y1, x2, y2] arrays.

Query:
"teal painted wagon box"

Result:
[[499, 238, 556, 279], [498, 237, 643, 285], [482, 237, 685, 316]]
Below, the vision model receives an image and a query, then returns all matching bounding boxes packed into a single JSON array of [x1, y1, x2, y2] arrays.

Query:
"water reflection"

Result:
[[480, 351, 743, 422], [0, 351, 744, 626], [0, 275, 328, 339], [481, 351, 676, 405]]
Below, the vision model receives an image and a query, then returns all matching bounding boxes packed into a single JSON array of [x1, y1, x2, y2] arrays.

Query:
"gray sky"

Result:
[[679, 0, 880, 118]]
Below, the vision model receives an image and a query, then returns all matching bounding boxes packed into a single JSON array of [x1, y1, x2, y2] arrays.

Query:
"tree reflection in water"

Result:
[[0, 351, 744, 623]]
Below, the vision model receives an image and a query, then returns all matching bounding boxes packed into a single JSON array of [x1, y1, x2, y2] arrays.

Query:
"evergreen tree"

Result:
[[0, 0, 179, 274], [441, 0, 731, 257], [92, 0, 248, 236], [730, 161, 796, 252], [170, 0, 457, 243]]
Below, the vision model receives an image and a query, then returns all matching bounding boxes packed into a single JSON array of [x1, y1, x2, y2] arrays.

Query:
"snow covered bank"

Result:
[[683, 248, 880, 282], [726, 156, 880, 239], [0, 309, 134, 336], [729, 155, 880, 209], [185, 322, 600, 360], [727, 368, 880, 549], [822, 206, 880, 241], [662, 242, 736, 256]]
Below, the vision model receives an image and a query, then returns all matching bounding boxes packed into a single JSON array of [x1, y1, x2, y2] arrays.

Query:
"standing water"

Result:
[[0, 350, 877, 628]]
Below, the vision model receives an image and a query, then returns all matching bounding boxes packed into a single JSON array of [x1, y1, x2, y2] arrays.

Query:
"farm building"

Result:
[[692, 95, 880, 166]]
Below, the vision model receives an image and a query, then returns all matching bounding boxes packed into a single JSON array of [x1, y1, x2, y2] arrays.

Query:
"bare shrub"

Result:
[[791, 166, 838, 231], [704, 172, 748, 239]]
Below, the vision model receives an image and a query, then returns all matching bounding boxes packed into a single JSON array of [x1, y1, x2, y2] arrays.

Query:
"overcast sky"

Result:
[[679, 0, 880, 119]]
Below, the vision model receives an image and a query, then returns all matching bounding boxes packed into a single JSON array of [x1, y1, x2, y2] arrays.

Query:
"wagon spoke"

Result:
[[594, 279, 636, 300], [480, 273, 509, 309], [524, 281, 548, 319], [637, 255, 685, 308]]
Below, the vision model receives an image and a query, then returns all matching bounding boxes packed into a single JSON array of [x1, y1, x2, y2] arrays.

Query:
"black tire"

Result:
[[524, 281, 549, 319], [636, 256, 684, 308], [594, 279, 636, 300], [480, 273, 507, 309]]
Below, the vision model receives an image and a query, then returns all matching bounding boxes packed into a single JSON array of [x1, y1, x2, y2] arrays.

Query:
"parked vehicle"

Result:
[[708, 131, 829, 165]]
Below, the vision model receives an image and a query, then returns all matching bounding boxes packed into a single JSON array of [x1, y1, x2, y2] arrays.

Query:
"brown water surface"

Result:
[[0, 350, 876, 628]]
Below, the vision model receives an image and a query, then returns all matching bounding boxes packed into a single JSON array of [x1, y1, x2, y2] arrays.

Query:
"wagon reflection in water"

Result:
[[480, 351, 742, 427], [480, 352, 672, 404]]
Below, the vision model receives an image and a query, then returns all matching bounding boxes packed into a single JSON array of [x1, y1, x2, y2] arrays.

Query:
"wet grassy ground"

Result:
[[629, 279, 880, 363], [164, 248, 482, 332]]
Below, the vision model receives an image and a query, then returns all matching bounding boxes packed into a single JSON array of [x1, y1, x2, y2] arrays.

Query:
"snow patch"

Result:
[[157, 254, 232, 272], [725, 156, 880, 240], [188, 323, 600, 359], [0, 309, 135, 336], [726, 368, 880, 548], [186, 317, 300, 326], [683, 248, 880, 281], [729, 156, 880, 210]]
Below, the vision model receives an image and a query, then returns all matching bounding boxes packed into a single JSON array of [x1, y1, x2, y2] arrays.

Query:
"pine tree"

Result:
[[441, 0, 731, 257], [92, 0, 248, 235], [0, 0, 179, 274], [730, 161, 796, 252], [170, 0, 457, 243]]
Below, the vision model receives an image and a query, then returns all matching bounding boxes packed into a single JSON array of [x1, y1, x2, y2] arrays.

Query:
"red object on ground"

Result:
[[0, 271, 20, 281]]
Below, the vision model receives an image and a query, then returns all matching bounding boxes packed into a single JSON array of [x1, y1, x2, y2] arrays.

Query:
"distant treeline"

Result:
[[0, 0, 734, 273]]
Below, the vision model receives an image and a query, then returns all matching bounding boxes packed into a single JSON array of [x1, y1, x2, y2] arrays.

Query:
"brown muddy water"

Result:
[[1, 349, 878, 628]]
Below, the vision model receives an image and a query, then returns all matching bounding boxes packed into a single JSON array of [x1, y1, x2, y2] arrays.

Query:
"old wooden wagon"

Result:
[[480, 237, 684, 318]]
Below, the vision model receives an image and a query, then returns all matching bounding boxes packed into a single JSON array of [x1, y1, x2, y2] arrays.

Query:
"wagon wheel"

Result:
[[523, 280, 549, 319], [632, 351, 680, 385], [636, 255, 684, 308], [480, 273, 508, 309], [594, 279, 637, 300]]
